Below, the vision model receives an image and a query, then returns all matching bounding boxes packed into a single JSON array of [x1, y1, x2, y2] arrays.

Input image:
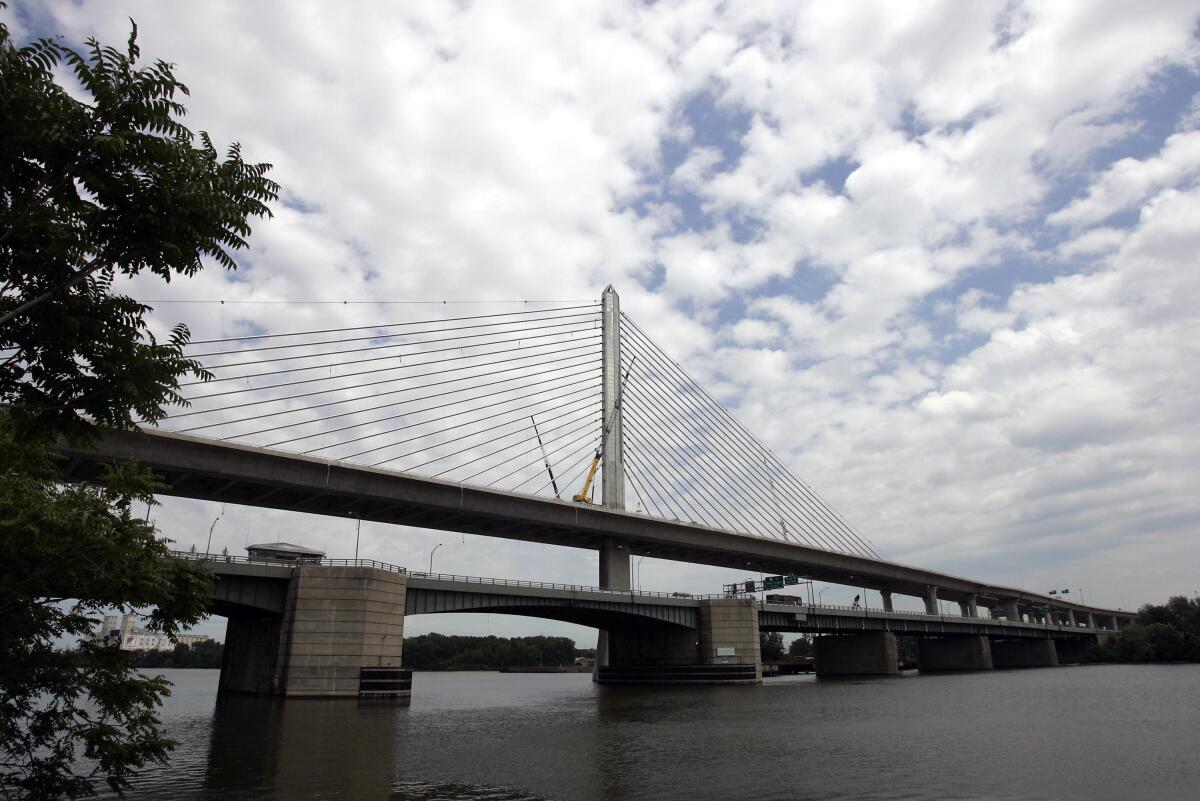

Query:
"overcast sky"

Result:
[[15, 1, 1200, 645]]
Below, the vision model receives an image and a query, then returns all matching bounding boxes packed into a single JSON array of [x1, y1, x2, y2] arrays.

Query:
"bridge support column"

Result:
[[220, 612, 283, 695], [1085, 612, 1096, 629], [924, 586, 939, 615], [595, 539, 630, 669], [880, 591, 894, 612], [918, 635, 993, 671], [598, 597, 760, 684], [1066, 609, 1077, 627], [1002, 599, 1021, 621], [814, 632, 899, 676], [991, 638, 1059, 669], [273, 566, 408, 697], [957, 594, 978, 618]]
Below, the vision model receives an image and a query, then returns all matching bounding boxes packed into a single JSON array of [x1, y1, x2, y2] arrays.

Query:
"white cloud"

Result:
[[1049, 130, 1200, 228], [20, 0, 1200, 632]]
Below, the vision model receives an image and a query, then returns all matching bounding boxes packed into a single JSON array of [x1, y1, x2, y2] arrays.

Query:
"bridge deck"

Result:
[[64, 428, 1133, 624]]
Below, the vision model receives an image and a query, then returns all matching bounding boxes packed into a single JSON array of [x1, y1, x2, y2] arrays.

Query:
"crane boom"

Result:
[[572, 357, 635, 504]]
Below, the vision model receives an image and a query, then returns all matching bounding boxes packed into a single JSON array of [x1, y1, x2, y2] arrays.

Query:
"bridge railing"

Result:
[[170, 550, 410, 576], [406, 569, 726, 600], [171, 550, 722, 600]]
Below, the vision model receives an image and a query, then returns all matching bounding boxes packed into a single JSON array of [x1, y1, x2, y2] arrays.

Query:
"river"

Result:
[[99, 665, 1200, 801]]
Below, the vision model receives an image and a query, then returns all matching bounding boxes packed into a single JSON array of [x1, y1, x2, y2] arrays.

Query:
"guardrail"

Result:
[[171, 551, 1107, 629], [170, 550, 722, 600]]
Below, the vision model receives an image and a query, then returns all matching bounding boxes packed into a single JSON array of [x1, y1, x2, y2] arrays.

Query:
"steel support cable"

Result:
[[621, 316, 880, 557], [185, 326, 602, 384], [619, 356, 796, 539], [622, 456, 668, 519], [174, 359, 599, 435], [614, 422, 715, 527], [510, 428, 602, 493], [430, 409, 601, 482], [351, 392, 598, 467], [460, 411, 603, 486], [186, 303, 600, 345], [619, 357, 848, 553], [291, 377, 600, 455], [164, 349, 598, 422], [243, 364, 600, 441], [378, 400, 598, 471], [486, 422, 597, 491], [533, 433, 603, 497], [622, 339, 868, 559], [620, 405, 769, 537], [182, 338, 600, 403], [619, 368, 816, 547], [187, 311, 600, 358], [619, 440, 693, 524], [620, 320, 879, 558], [191, 317, 601, 373]]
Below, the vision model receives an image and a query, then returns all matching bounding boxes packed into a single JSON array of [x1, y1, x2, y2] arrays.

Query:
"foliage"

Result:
[[787, 636, 812, 658], [0, 417, 213, 799], [402, 634, 578, 671], [0, 9, 277, 443], [759, 631, 784, 661], [127, 640, 223, 670], [1085, 596, 1200, 663], [0, 8, 276, 799]]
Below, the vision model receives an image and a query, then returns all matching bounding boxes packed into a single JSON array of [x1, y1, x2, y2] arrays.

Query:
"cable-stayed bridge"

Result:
[[60, 287, 1134, 693]]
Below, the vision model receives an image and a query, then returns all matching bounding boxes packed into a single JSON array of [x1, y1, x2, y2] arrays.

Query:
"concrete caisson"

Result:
[[917, 635, 993, 671], [991, 638, 1059, 669], [272, 566, 407, 697], [814, 632, 899, 676]]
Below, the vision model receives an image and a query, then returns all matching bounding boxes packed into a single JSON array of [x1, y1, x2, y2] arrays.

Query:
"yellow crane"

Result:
[[572, 357, 635, 505]]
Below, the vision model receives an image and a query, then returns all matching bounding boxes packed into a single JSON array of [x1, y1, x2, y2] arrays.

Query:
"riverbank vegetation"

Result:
[[401, 634, 577, 670], [1086, 596, 1200, 662], [129, 641, 224, 670]]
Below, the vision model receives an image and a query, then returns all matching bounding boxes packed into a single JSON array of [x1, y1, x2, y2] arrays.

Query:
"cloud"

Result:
[[20, 0, 1200, 633]]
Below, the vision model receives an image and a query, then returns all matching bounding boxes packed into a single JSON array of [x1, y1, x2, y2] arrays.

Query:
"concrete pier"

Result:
[[918, 635, 993, 671], [273, 566, 407, 697], [991, 638, 1059, 669], [924, 586, 939, 615], [814, 632, 899, 676]]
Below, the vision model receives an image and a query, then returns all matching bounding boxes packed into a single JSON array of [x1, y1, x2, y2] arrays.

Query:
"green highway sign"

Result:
[[784, 575, 800, 585], [763, 576, 785, 590]]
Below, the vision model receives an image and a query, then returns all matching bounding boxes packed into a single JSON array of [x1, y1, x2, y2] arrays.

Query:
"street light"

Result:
[[429, 543, 443, 574], [818, 587, 830, 606], [205, 512, 223, 556], [635, 556, 646, 591]]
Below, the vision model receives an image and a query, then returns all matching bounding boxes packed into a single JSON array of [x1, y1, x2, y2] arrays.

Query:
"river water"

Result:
[[100, 665, 1200, 801]]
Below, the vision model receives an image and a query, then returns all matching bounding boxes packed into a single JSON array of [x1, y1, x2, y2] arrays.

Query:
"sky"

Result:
[[13, 1, 1200, 645]]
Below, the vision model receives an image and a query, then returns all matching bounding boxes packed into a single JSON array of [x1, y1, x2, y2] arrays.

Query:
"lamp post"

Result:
[[429, 543, 443, 574], [205, 513, 223, 556], [353, 516, 361, 562], [818, 587, 830, 606], [635, 556, 646, 591]]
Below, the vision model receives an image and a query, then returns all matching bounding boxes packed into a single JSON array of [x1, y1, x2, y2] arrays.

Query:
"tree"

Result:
[[787, 636, 812, 658], [0, 9, 277, 799], [760, 631, 785, 662]]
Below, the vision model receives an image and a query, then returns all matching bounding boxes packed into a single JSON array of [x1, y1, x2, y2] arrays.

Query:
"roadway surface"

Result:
[[61, 427, 1134, 623]]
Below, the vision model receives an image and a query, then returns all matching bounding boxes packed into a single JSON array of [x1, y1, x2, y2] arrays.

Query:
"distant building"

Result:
[[91, 614, 212, 652], [246, 541, 326, 563]]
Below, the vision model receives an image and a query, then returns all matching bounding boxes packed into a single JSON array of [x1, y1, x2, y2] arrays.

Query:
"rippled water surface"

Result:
[[104, 665, 1200, 801]]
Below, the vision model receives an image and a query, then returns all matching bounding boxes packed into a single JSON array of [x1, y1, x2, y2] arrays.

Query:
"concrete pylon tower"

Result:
[[596, 286, 630, 671], [600, 285, 625, 511]]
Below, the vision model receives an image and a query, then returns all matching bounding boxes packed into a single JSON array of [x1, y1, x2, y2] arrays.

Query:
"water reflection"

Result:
[[106, 666, 1200, 801], [203, 694, 409, 801]]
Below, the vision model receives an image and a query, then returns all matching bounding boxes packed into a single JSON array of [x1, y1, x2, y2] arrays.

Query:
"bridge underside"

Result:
[[58, 429, 1134, 629]]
